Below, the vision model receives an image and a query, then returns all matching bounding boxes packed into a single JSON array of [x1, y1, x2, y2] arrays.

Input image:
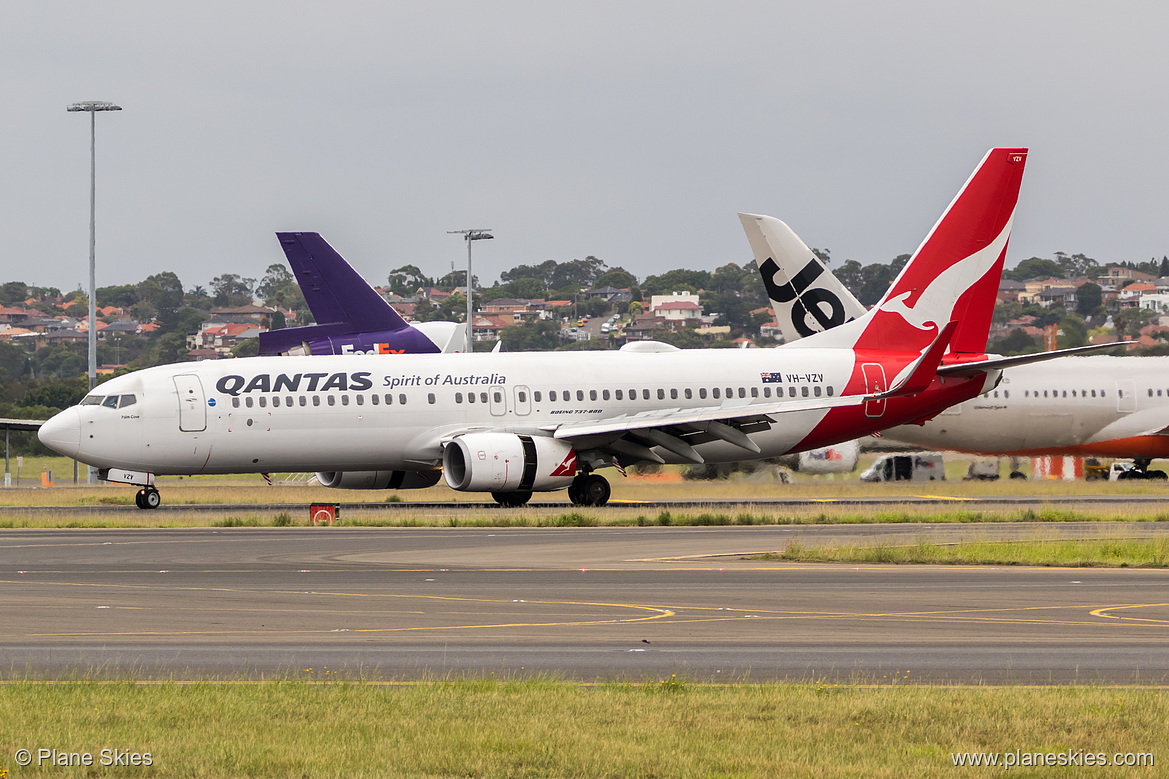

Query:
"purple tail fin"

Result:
[[277, 233, 409, 331]]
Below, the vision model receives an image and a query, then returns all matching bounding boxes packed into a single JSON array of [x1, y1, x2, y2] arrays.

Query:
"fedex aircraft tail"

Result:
[[258, 233, 448, 356], [781, 147, 1027, 357], [739, 213, 867, 342]]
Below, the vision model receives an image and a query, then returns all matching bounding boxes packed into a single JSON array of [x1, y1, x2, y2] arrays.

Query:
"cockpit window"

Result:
[[81, 394, 137, 408]]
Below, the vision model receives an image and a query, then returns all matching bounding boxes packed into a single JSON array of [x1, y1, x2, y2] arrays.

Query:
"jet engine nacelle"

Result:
[[794, 439, 860, 474], [316, 470, 442, 490], [443, 433, 577, 492]]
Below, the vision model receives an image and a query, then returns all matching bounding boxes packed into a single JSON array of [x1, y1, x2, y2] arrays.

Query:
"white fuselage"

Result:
[[884, 356, 1169, 457], [40, 347, 989, 477]]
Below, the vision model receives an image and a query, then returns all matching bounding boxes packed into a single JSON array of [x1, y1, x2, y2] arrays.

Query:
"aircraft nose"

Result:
[[38, 408, 81, 458]]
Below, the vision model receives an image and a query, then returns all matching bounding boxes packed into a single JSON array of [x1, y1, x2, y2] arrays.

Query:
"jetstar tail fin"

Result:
[[739, 213, 867, 343]]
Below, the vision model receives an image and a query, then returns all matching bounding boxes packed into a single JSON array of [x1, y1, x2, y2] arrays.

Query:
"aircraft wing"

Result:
[[937, 341, 1133, 377], [544, 394, 868, 464]]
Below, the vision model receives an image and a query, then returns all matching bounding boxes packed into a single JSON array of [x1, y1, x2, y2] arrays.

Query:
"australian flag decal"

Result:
[[761, 372, 783, 383]]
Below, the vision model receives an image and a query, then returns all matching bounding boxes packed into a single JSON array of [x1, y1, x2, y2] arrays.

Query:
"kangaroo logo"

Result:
[[760, 257, 852, 337]]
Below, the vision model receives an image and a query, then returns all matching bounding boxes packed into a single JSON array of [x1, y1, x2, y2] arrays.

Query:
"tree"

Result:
[[500, 320, 561, 351], [990, 328, 1038, 355], [1003, 257, 1063, 281], [387, 265, 432, 297], [210, 273, 255, 307], [641, 269, 711, 297], [96, 284, 138, 308], [134, 272, 184, 323], [593, 268, 637, 290], [256, 264, 295, 303], [1075, 282, 1103, 317]]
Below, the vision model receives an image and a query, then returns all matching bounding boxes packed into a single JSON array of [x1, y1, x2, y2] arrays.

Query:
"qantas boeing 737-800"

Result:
[[41, 148, 1051, 508], [743, 201, 1166, 477]]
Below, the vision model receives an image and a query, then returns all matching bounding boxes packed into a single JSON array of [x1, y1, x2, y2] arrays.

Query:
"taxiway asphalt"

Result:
[[3, 525, 1168, 683]]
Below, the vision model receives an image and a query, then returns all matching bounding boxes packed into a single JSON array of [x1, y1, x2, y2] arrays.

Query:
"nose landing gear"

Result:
[[135, 487, 161, 510]]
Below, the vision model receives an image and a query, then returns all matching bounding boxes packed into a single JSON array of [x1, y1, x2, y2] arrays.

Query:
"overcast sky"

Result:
[[3, 1, 1168, 295]]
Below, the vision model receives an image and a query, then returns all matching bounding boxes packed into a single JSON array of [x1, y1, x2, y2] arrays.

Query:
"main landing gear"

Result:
[[135, 487, 161, 510], [567, 473, 611, 507]]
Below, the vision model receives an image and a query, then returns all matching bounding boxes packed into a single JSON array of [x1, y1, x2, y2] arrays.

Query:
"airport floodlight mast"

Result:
[[447, 229, 493, 352], [67, 100, 122, 391], [68, 100, 121, 486]]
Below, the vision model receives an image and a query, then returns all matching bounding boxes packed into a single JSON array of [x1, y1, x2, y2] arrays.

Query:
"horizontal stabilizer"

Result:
[[936, 342, 1135, 377]]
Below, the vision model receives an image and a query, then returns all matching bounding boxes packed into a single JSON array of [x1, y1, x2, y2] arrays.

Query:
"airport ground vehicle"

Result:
[[860, 453, 945, 482]]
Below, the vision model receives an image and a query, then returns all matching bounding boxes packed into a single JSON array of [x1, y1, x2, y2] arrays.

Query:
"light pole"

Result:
[[68, 100, 121, 486], [447, 229, 493, 352], [67, 100, 121, 390]]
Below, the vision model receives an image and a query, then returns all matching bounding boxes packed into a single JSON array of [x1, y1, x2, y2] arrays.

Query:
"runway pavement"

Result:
[[3, 525, 1169, 683]]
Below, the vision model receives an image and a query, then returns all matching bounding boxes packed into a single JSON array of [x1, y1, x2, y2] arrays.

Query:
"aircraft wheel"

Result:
[[141, 487, 161, 510], [135, 489, 147, 509], [1147, 470, 1167, 480], [492, 490, 532, 507], [580, 474, 611, 507], [1008, 471, 1027, 480], [567, 478, 586, 506]]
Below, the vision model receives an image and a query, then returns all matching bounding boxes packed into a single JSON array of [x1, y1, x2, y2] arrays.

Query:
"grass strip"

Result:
[[0, 679, 1164, 777], [759, 537, 1169, 567]]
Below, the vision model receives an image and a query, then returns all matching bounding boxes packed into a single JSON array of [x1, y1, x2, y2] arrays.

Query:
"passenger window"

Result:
[[763, 387, 771, 398], [642, 389, 650, 400], [341, 395, 349, 406], [629, 388, 636, 399], [602, 390, 609, 401], [286, 396, 293, 406], [102, 396, 119, 408], [738, 387, 746, 399], [589, 390, 597, 401], [519, 391, 528, 403], [493, 392, 502, 403], [273, 396, 281, 407], [726, 388, 732, 398], [399, 394, 407, 404], [455, 392, 463, 403], [299, 396, 307, 406], [468, 392, 477, 403], [713, 388, 721, 399], [429, 393, 437, 404], [699, 388, 707, 399], [356, 395, 364, 406], [549, 391, 556, 402], [788, 387, 796, 397], [246, 397, 254, 408], [313, 396, 321, 407], [232, 397, 240, 408], [801, 386, 809, 397], [534, 391, 542, 402], [750, 387, 758, 398], [827, 386, 834, 397], [615, 389, 623, 400], [259, 396, 267, 408], [385, 394, 393, 405], [657, 389, 665, 400], [328, 396, 336, 406], [480, 393, 488, 403], [813, 386, 822, 397], [684, 388, 692, 400], [670, 388, 678, 400], [371, 394, 379, 405], [1003, 390, 1008, 399], [577, 390, 584, 401]]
